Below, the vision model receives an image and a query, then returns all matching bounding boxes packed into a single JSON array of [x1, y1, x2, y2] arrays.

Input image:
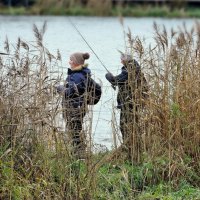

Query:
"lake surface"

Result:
[[0, 15, 198, 149]]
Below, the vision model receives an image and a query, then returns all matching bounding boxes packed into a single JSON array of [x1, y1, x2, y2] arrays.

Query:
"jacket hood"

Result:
[[82, 66, 91, 75], [124, 59, 141, 72], [68, 64, 91, 75]]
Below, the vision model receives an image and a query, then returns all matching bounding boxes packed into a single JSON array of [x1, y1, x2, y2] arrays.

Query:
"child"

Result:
[[57, 52, 91, 158]]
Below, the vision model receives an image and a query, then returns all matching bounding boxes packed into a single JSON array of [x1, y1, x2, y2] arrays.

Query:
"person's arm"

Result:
[[55, 83, 76, 98], [65, 74, 86, 98], [65, 82, 77, 98], [105, 69, 128, 86]]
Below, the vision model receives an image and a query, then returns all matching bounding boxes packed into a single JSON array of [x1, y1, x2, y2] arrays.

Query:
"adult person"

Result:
[[56, 52, 96, 158], [105, 52, 149, 160]]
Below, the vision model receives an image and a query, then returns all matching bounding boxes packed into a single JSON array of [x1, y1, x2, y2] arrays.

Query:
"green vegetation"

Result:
[[1, 148, 200, 199], [0, 22, 200, 199], [0, 3, 200, 17]]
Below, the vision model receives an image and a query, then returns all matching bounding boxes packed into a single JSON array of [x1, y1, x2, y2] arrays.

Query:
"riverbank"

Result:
[[1, 17, 200, 200], [0, 5, 200, 18], [1, 149, 200, 199]]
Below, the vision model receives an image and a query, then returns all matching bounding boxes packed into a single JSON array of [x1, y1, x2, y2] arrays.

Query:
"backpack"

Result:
[[86, 77, 102, 105]]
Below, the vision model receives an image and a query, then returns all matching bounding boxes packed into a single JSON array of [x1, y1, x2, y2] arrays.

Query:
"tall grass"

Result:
[[0, 22, 200, 199], [124, 21, 200, 186]]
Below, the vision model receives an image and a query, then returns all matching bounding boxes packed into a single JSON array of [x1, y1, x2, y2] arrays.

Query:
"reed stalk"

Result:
[[0, 22, 199, 199]]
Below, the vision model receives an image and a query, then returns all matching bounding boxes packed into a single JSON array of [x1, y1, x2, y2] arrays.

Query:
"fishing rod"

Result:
[[68, 18, 110, 73], [0, 52, 10, 55], [69, 18, 116, 90]]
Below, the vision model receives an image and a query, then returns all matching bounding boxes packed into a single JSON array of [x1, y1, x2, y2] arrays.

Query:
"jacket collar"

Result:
[[68, 63, 88, 74], [72, 63, 88, 71]]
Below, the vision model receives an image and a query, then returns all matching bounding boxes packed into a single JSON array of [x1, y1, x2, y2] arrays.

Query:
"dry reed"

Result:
[[0, 21, 199, 199], [122, 21, 200, 187]]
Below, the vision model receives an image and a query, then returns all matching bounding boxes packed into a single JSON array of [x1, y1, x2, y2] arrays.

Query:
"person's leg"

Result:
[[70, 119, 82, 148], [120, 106, 140, 161], [127, 106, 141, 162], [68, 106, 86, 158], [120, 109, 129, 146]]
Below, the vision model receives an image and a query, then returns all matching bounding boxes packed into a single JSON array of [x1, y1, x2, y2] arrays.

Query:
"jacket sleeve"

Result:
[[65, 74, 85, 98], [65, 82, 77, 98], [105, 70, 128, 86]]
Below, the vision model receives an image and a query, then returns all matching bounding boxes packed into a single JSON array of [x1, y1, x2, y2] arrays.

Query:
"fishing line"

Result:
[[68, 18, 110, 73], [69, 17, 116, 90]]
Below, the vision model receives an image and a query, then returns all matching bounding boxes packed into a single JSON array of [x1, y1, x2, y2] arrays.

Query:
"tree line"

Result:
[[1, 0, 198, 10], [1, 0, 36, 7]]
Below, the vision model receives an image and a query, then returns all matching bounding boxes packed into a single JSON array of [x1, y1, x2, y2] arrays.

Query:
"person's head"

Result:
[[69, 52, 90, 69], [120, 53, 133, 65]]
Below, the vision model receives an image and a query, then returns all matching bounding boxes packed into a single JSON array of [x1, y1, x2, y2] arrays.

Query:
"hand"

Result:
[[105, 72, 114, 81], [56, 85, 65, 94]]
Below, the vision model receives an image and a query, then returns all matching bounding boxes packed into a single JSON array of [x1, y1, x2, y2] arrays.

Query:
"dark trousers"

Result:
[[63, 104, 86, 153], [120, 106, 140, 161]]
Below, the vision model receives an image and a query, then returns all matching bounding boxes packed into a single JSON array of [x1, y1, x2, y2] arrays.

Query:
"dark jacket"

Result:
[[64, 66, 91, 108], [106, 60, 148, 109]]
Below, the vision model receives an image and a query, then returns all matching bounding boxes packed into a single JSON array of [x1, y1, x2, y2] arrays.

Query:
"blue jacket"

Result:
[[64, 66, 91, 108]]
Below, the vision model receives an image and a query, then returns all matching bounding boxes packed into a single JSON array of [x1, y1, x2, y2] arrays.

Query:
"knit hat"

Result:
[[70, 52, 90, 65], [120, 53, 133, 62]]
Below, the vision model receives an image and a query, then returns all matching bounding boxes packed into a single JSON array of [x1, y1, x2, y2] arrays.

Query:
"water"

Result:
[[0, 15, 198, 149]]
